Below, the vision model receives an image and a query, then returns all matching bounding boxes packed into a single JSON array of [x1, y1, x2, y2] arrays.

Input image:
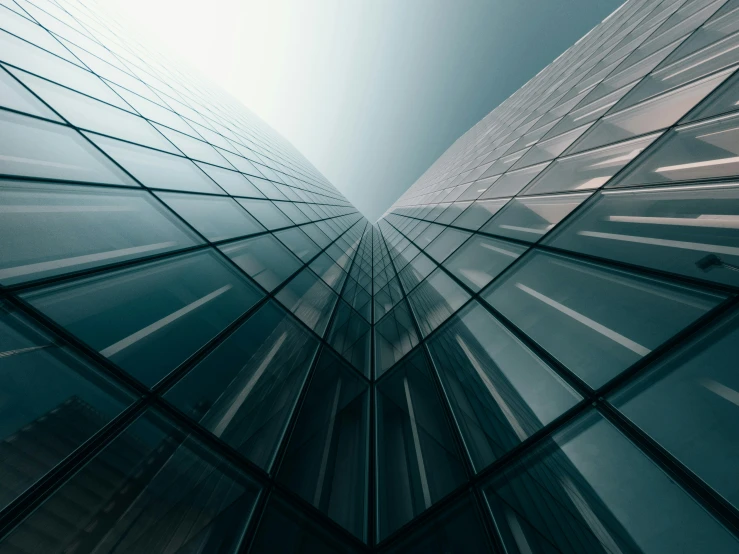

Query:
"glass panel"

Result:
[[219, 234, 302, 291], [15, 71, 180, 153], [0, 411, 261, 554], [276, 268, 338, 337], [480, 163, 550, 199], [154, 124, 228, 166], [482, 192, 591, 242], [408, 269, 470, 337], [278, 350, 368, 539], [275, 227, 320, 262], [572, 67, 734, 153], [375, 299, 420, 378], [0, 67, 61, 119], [486, 411, 739, 554], [376, 352, 467, 540], [428, 302, 580, 471], [383, 496, 493, 554], [236, 198, 293, 230], [612, 308, 739, 511], [0, 181, 200, 285], [522, 133, 660, 195], [310, 252, 346, 291], [0, 306, 131, 511], [424, 228, 471, 263], [194, 162, 264, 197], [87, 134, 223, 193], [615, 113, 739, 186], [686, 66, 739, 122], [165, 302, 317, 470], [327, 301, 371, 376], [452, 198, 510, 230], [444, 235, 526, 292], [156, 192, 263, 242], [546, 183, 739, 287], [0, 111, 135, 185], [397, 253, 436, 294], [514, 123, 593, 168], [483, 251, 724, 388], [23, 250, 263, 386], [249, 496, 362, 554]]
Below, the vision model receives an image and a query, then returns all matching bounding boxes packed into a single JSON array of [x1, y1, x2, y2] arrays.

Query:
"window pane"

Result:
[[327, 301, 371, 376], [310, 252, 346, 291], [612, 308, 739, 511], [278, 350, 368, 539], [384, 496, 493, 554], [165, 302, 317, 470], [376, 352, 467, 540], [236, 198, 293, 230], [408, 269, 470, 337], [0, 67, 61, 120], [486, 411, 739, 554], [480, 162, 550, 199], [194, 162, 264, 197], [23, 250, 263, 386], [276, 268, 338, 337], [428, 302, 580, 471], [87, 134, 223, 193], [375, 299, 420, 378], [425, 228, 471, 263], [0, 411, 261, 554], [220, 234, 302, 291], [615, 113, 739, 186], [398, 253, 436, 293], [0, 181, 200, 285], [483, 251, 724, 388], [157, 192, 263, 242], [0, 306, 131, 511], [0, 111, 135, 185], [482, 192, 591, 242], [275, 227, 320, 262], [546, 183, 739, 287], [444, 235, 527, 292], [249, 496, 362, 554], [522, 133, 660, 195]]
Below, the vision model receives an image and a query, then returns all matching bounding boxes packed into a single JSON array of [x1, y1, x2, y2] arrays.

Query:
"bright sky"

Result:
[[105, 0, 624, 221]]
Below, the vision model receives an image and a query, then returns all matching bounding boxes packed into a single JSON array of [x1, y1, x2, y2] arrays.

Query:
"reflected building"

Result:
[[2, 0, 739, 552]]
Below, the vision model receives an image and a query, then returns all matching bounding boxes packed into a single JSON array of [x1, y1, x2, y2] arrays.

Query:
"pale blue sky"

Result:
[[110, 0, 625, 221]]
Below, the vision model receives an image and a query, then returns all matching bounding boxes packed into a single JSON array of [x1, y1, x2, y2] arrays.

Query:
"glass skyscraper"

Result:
[[1, 0, 739, 551]]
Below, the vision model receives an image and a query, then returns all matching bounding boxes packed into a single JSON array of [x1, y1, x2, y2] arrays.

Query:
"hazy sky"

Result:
[[107, 0, 624, 221]]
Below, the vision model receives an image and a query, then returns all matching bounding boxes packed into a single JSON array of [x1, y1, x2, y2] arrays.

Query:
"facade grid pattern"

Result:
[[2, 0, 739, 552]]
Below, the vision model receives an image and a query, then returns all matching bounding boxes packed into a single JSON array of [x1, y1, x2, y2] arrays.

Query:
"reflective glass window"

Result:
[[23, 250, 263, 386], [220, 234, 302, 291], [165, 302, 317, 469], [276, 268, 338, 337], [483, 251, 724, 388], [236, 198, 293, 230], [424, 228, 471, 263], [375, 300, 420, 378], [444, 235, 527, 292], [408, 269, 470, 337], [274, 227, 321, 262]]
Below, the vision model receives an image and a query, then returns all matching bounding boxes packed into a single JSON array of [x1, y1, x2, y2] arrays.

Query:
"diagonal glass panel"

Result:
[[483, 251, 724, 388], [375, 299, 420, 378], [428, 302, 580, 471], [23, 250, 263, 387], [276, 268, 338, 337], [278, 349, 369, 539], [165, 301, 318, 470], [220, 234, 302, 291], [327, 300, 371, 376], [408, 269, 470, 337], [444, 235, 527, 292]]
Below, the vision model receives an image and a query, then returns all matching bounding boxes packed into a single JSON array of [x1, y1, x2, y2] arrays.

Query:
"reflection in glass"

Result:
[[279, 350, 368, 539], [483, 192, 591, 242], [486, 411, 739, 554], [612, 308, 739, 511], [428, 303, 580, 470], [157, 192, 263, 242], [483, 251, 723, 387], [0, 111, 135, 185], [327, 301, 371, 376], [276, 268, 338, 337], [0, 306, 131, 512], [376, 352, 466, 540], [444, 235, 526, 291], [0, 412, 261, 554], [408, 269, 470, 337], [0, 182, 200, 285], [547, 183, 739, 287], [220, 234, 302, 291], [424, 228, 471, 262], [375, 300, 420, 377], [24, 250, 263, 386]]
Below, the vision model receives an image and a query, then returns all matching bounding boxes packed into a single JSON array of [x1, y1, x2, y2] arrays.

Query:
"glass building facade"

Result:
[[2, 0, 739, 552]]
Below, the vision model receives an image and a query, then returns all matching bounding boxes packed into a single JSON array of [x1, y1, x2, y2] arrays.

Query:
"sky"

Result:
[[106, 0, 625, 221]]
